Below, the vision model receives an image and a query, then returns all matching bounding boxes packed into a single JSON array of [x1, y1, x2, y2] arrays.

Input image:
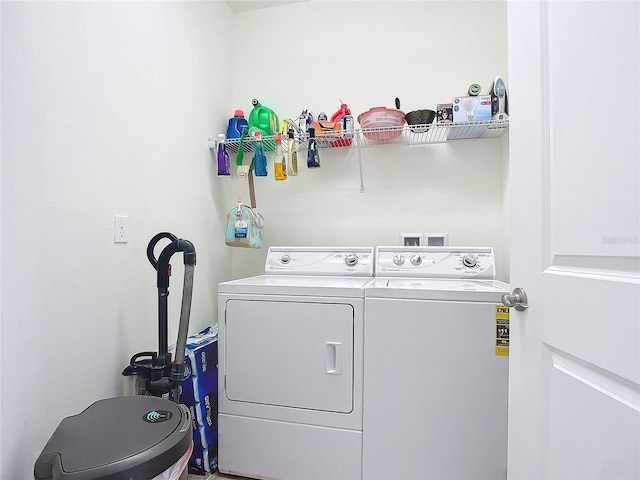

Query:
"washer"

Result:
[[218, 246, 374, 480], [363, 246, 510, 480]]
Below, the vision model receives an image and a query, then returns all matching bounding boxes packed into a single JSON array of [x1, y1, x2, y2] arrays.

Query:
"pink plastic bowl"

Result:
[[357, 107, 406, 141]]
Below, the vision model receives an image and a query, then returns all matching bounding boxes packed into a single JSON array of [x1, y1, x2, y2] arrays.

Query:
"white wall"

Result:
[[0, 2, 232, 477], [227, 0, 510, 281]]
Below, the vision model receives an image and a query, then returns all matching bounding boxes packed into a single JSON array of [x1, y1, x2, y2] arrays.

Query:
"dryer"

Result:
[[363, 246, 510, 480], [218, 246, 374, 480]]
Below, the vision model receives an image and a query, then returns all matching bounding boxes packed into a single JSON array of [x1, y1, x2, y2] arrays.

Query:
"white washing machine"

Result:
[[218, 246, 375, 480], [363, 246, 510, 480]]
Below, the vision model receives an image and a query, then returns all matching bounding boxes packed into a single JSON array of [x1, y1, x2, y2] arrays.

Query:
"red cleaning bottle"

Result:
[[330, 102, 349, 123], [330, 101, 354, 146]]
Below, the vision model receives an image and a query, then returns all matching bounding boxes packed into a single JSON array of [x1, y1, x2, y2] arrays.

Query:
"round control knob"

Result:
[[280, 254, 291, 265], [410, 255, 422, 266], [393, 255, 405, 266], [344, 254, 359, 267], [462, 254, 478, 268]]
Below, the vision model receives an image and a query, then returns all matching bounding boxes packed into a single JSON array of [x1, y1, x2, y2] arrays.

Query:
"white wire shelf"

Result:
[[208, 119, 508, 153]]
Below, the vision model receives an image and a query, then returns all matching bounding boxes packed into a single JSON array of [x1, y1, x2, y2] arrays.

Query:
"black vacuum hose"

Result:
[[144, 234, 196, 399]]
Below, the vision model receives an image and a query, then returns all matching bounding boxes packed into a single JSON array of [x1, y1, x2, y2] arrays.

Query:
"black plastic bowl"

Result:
[[405, 109, 436, 133]]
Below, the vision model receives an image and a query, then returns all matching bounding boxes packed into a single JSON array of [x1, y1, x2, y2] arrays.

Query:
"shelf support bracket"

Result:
[[354, 133, 365, 193]]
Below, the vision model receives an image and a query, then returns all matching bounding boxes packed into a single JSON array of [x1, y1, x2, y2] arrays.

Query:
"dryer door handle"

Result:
[[325, 342, 342, 375]]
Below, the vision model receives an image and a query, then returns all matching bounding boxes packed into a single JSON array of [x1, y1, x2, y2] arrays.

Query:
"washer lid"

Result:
[[219, 274, 373, 297], [34, 396, 192, 480], [366, 277, 510, 302]]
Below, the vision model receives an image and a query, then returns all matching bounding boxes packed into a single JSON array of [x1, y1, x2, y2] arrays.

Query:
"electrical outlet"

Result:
[[426, 234, 449, 246], [399, 233, 449, 247], [114, 215, 128, 243], [400, 234, 422, 247]]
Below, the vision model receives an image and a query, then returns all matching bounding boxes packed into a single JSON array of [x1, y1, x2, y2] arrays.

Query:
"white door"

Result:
[[507, 1, 639, 479]]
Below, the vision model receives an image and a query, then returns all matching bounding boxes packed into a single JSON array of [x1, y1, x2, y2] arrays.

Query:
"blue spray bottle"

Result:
[[253, 131, 268, 176]]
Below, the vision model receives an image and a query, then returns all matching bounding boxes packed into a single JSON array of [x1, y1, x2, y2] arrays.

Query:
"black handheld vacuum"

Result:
[[34, 233, 197, 480], [122, 232, 197, 400]]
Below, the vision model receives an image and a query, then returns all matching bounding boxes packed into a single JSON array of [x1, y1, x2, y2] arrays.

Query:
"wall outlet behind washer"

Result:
[[399, 233, 449, 247]]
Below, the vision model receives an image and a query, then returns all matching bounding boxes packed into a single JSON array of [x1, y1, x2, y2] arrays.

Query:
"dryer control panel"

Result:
[[376, 246, 495, 279], [265, 247, 375, 276]]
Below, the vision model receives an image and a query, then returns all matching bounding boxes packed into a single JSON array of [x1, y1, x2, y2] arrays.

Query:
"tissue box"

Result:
[[452, 95, 492, 122], [169, 326, 218, 475]]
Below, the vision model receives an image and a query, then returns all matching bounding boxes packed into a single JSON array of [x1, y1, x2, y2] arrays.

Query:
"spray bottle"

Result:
[[287, 127, 299, 176], [216, 134, 230, 176], [253, 132, 268, 176], [331, 101, 354, 139], [307, 125, 320, 168], [273, 132, 287, 181]]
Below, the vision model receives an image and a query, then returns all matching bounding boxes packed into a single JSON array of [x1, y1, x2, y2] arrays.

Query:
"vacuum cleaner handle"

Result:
[[154, 238, 196, 289], [140, 233, 197, 399], [147, 232, 178, 270], [152, 235, 196, 362]]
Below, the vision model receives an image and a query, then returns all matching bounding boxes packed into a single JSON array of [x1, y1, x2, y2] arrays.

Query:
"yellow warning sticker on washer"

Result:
[[495, 306, 509, 356]]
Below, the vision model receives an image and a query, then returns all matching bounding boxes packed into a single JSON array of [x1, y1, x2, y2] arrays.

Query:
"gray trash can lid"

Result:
[[34, 396, 192, 480]]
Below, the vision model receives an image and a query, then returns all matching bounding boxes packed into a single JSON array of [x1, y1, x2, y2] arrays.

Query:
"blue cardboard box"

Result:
[[170, 326, 218, 475]]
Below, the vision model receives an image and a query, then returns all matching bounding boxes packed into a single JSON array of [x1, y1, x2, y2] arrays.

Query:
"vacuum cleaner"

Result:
[[34, 233, 197, 480], [122, 232, 197, 400]]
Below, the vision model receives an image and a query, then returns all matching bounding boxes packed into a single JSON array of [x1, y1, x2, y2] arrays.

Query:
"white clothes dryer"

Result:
[[363, 246, 510, 480], [218, 247, 374, 480]]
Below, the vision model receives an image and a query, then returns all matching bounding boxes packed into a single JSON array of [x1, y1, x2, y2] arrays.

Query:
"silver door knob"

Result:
[[501, 287, 529, 312]]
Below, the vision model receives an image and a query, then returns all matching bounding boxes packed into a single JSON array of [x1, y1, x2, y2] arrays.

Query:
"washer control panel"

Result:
[[376, 246, 495, 279], [266, 247, 375, 276]]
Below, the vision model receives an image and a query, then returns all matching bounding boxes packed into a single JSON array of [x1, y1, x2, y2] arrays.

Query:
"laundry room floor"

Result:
[[188, 473, 250, 479]]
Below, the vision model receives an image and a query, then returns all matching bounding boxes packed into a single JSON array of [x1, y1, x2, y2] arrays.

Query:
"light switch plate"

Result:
[[114, 215, 128, 243]]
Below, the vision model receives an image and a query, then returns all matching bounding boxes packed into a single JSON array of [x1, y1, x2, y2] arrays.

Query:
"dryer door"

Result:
[[224, 299, 354, 414]]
